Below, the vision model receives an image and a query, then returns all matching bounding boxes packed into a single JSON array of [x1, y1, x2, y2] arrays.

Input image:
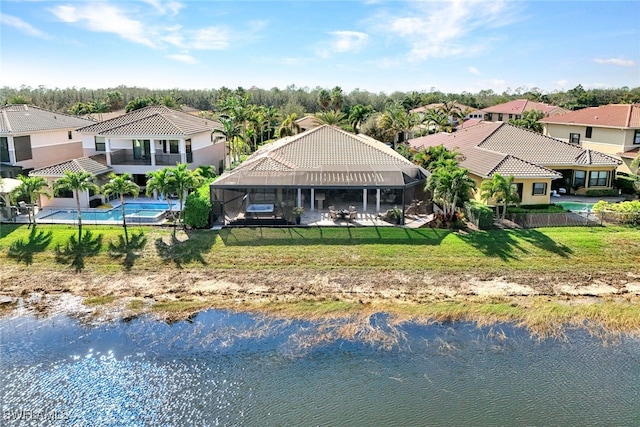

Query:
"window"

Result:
[[634, 130, 640, 145], [185, 139, 193, 163], [68, 130, 73, 140], [569, 133, 580, 144], [95, 136, 106, 152], [56, 189, 74, 198], [169, 140, 179, 154], [532, 182, 547, 195], [486, 113, 493, 121], [508, 114, 513, 120], [0, 137, 9, 163], [498, 113, 503, 121], [585, 127, 593, 138], [13, 135, 32, 161], [573, 170, 586, 188], [589, 171, 608, 187]]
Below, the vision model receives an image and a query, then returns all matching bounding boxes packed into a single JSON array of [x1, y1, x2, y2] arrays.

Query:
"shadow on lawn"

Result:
[[55, 230, 103, 272], [218, 226, 449, 246], [7, 226, 53, 265], [109, 232, 148, 271], [154, 231, 215, 268], [458, 228, 573, 261]]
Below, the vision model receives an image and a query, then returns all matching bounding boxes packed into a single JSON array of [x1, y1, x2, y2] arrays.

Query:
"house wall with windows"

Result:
[[543, 123, 639, 174], [467, 174, 555, 205], [1, 129, 84, 171]]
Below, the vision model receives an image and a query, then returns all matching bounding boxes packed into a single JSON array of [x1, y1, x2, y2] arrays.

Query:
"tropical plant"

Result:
[[318, 89, 331, 110], [212, 115, 245, 168], [314, 110, 347, 126], [169, 163, 203, 228], [53, 171, 99, 240], [10, 175, 50, 226], [412, 145, 461, 172], [480, 173, 520, 220], [509, 110, 545, 133], [426, 165, 476, 222], [101, 173, 140, 245], [348, 104, 374, 134], [145, 168, 175, 216], [184, 180, 214, 229], [277, 113, 301, 137]]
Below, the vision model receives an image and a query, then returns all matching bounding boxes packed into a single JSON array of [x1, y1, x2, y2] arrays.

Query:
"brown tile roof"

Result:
[[618, 147, 639, 159], [408, 121, 619, 179], [482, 99, 568, 116], [29, 157, 111, 177], [213, 125, 427, 188], [0, 104, 95, 133], [77, 106, 220, 136], [540, 104, 640, 128]]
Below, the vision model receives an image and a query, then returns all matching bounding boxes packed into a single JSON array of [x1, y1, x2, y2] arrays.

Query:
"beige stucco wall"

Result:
[[468, 174, 553, 206], [9, 129, 84, 170]]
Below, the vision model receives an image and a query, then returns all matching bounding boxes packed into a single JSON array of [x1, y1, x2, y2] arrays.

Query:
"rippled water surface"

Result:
[[1, 311, 639, 426]]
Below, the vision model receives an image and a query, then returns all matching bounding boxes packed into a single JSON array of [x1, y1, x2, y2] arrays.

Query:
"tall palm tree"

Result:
[[212, 115, 245, 169], [169, 163, 203, 228], [317, 89, 331, 111], [426, 165, 475, 221], [480, 173, 520, 220], [277, 113, 301, 138], [146, 168, 175, 217], [54, 171, 99, 240], [101, 173, 140, 245], [348, 104, 373, 134], [314, 110, 346, 126], [10, 175, 50, 226]]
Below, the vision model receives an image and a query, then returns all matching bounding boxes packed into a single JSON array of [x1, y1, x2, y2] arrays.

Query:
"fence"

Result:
[[504, 212, 599, 228]]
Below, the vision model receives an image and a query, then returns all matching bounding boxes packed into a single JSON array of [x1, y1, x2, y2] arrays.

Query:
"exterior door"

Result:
[[133, 140, 151, 160]]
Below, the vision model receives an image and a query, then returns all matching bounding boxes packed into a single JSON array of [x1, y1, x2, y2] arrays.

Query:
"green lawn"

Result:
[[0, 223, 638, 274]]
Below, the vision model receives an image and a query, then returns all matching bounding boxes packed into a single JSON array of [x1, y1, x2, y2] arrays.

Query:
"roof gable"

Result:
[[540, 104, 640, 128], [0, 104, 95, 133], [77, 106, 220, 136], [29, 157, 111, 177]]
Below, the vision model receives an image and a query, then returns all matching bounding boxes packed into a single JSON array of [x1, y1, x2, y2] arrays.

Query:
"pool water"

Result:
[[555, 201, 595, 212], [40, 202, 175, 223]]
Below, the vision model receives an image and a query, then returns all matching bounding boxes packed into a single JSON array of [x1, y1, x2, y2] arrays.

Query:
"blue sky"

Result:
[[1, 0, 638, 94]]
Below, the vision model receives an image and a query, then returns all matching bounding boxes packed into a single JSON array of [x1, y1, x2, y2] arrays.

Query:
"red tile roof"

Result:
[[540, 104, 640, 128], [618, 147, 639, 159], [482, 99, 568, 116]]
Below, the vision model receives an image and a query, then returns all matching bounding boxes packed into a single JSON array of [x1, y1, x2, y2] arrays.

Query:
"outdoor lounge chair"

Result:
[[347, 210, 357, 221], [328, 208, 339, 220], [17, 201, 29, 215]]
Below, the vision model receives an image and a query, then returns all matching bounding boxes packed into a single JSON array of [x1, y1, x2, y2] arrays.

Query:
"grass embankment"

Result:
[[1, 223, 639, 336]]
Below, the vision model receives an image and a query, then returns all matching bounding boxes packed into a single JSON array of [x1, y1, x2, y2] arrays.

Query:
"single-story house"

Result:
[[29, 157, 112, 209], [408, 122, 621, 205], [211, 125, 429, 225]]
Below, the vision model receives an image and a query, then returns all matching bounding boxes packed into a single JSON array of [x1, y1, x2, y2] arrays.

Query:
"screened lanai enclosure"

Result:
[[209, 125, 430, 227]]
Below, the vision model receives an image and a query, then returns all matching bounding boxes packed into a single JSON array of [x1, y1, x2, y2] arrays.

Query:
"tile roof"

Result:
[[540, 104, 640, 128], [77, 106, 220, 136], [618, 147, 639, 159], [408, 121, 619, 179], [213, 125, 427, 188], [0, 104, 95, 133], [482, 99, 568, 116], [29, 157, 112, 177]]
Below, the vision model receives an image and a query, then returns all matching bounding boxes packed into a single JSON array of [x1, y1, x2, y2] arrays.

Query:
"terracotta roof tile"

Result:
[[0, 104, 95, 133], [540, 104, 640, 128], [29, 157, 112, 177], [482, 99, 568, 116]]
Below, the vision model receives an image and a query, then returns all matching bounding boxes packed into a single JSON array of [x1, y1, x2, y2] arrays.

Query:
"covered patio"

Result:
[[210, 125, 430, 227]]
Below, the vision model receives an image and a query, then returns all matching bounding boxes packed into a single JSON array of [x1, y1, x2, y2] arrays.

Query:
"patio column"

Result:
[[297, 188, 302, 208], [362, 189, 367, 211], [376, 188, 381, 212], [310, 188, 315, 211], [179, 139, 186, 164], [150, 139, 156, 166], [105, 138, 112, 165], [7, 137, 16, 164]]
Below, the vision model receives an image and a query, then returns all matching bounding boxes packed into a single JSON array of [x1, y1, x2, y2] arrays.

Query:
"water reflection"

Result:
[[1, 311, 639, 426]]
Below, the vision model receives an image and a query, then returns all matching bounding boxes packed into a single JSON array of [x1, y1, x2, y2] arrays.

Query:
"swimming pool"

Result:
[[40, 202, 176, 224], [555, 201, 595, 212]]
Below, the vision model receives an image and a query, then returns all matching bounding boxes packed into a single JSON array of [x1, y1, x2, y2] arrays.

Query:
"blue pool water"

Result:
[[40, 202, 175, 223], [555, 201, 595, 212]]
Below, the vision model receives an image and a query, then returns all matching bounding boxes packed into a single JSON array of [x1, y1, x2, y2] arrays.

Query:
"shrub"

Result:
[[464, 201, 494, 229], [592, 200, 640, 226], [615, 175, 640, 195], [184, 179, 213, 229], [585, 188, 620, 197]]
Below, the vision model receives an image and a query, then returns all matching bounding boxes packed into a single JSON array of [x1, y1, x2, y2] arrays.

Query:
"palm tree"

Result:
[[480, 173, 520, 220], [330, 86, 345, 111], [314, 110, 347, 126], [348, 104, 373, 134], [146, 168, 175, 218], [317, 89, 331, 111], [412, 145, 461, 172], [101, 173, 140, 245], [10, 175, 50, 226], [53, 171, 99, 240], [212, 115, 245, 169], [277, 113, 301, 138], [169, 163, 203, 228], [426, 165, 475, 221]]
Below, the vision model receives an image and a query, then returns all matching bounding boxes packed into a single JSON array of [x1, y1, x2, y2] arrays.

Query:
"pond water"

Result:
[[1, 310, 639, 426]]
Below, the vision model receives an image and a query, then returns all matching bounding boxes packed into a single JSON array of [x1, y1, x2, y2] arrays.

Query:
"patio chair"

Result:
[[347, 209, 357, 221], [328, 208, 339, 221], [17, 201, 29, 215]]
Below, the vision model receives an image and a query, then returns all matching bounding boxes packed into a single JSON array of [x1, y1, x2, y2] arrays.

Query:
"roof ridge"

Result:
[[625, 104, 633, 127]]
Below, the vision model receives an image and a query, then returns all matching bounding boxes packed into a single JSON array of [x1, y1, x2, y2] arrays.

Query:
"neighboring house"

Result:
[[29, 157, 112, 209], [296, 115, 321, 132], [411, 103, 484, 121], [0, 104, 95, 178], [408, 122, 621, 205], [76, 106, 224, 189], [482, 99, 568, 122], [540, 104, 640, 175], [211, 125, 429, 225]]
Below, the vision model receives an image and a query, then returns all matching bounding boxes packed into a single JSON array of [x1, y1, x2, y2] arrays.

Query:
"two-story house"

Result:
[[540, 104, 640, 174], [0, 104, 95, 178], [77, 106, 224, 189], [482, 99, 568, 122]]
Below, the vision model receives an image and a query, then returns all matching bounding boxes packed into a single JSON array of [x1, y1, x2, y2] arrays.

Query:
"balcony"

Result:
[[110, 149, 151, 166], [155, 153, 182, 166]]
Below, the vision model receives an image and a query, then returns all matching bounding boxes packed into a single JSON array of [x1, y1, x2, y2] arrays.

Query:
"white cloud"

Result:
[[555, 79, 568, 87], [0, 13, 50, 39], [316, 31, 369, 58], [142, 0, 184, 16], [189, 27, 229, 50], [593, 58, 635, 66], [380, 0, 521, 61], [166, 53, 197, 64], [468, 66, 480, 75]]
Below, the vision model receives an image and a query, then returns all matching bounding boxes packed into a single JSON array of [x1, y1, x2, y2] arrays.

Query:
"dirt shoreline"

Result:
[[2, 266, 639, 327]]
